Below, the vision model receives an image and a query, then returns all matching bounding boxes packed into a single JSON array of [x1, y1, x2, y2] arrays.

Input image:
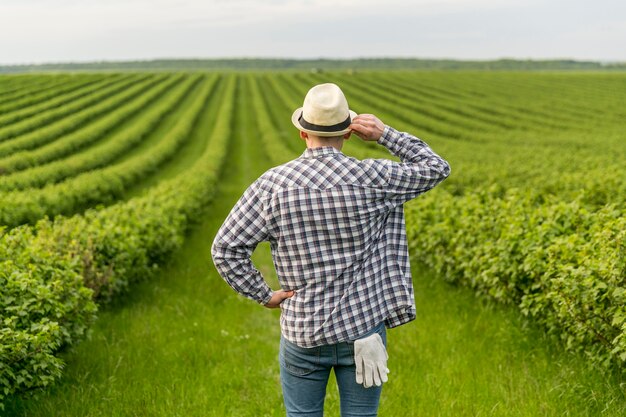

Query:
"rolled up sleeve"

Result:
[[377, 125, 451, 205], [211, 179, 273, 305]]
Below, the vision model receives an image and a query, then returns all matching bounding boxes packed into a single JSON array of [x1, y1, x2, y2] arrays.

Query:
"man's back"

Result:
[[212, 126, 450, 347]]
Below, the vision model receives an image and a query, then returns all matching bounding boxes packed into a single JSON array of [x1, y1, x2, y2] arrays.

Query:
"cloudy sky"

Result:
[[1, 0, 624, 65]]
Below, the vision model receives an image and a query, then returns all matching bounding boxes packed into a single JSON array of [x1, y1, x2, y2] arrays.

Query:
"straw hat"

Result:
[[291, 83, 357, 137]]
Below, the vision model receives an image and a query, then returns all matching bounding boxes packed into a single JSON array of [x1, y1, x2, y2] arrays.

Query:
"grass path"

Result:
[[5, 77, 625, 416]]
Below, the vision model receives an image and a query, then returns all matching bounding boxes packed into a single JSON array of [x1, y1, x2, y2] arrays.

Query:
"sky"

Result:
[[1, 0, 625, 65]]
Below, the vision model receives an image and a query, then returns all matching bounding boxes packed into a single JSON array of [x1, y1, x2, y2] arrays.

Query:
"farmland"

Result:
[[1, 71, 625, 415]]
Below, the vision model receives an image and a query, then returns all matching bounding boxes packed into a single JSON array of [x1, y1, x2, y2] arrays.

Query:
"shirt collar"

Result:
[[300, 146, 343, 159]]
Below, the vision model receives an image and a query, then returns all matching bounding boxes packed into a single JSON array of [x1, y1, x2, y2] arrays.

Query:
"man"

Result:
[[211, 83, 450, 416]]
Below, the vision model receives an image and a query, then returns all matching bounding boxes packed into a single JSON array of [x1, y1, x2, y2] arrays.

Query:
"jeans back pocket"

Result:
[[279, 336, 322, 376]]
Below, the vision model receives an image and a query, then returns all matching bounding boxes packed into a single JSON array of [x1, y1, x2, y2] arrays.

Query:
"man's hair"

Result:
[[309, 133, 345, 141]]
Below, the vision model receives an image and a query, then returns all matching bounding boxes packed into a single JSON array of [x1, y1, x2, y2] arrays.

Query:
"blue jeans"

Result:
[[279, 322, 387, 417]]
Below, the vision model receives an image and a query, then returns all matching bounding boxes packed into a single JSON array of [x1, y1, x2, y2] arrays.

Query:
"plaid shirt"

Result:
[[211, 126, 450, 347]]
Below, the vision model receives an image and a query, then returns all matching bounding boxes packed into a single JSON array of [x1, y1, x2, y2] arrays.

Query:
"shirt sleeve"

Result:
[[376, 125, 451, 205], [210, 178, 273, 305]]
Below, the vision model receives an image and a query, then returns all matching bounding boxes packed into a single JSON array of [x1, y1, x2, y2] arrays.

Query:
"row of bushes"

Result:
[[359, 73, 553, 132], [0, 74, 103, 116], [0, 75, 236, 410], [0, 75, 216, 228], [249, 75, 298, 163], [0, 74, 163, 158], [0, 75, 199, 191], [405, 186, 625, 370], [0, 74, 180, 173], [0, 74, 134, 139], [370, 72, 590, 131], [0, 76, 64, 103], [0, 74, 130, 126], [332, 72, 510, 135]]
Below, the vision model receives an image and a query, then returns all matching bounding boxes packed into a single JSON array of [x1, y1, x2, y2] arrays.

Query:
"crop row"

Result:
[[0, 75, 202, 191], [424, 72, 621, 124], [488, 73, 622, 107], [331, 72, 523, 134], [325, 73, 626, 368], [0, 74, 214, 227], [0, 74, 104, 115], [0, 73, 136, 137], [0, 76, 53, 98], [312, 72, 600, 143], [0, 75, 165, 159], [405, 187, 625, 369], [248, 75, 299, 163], [0, 75, 236, 410], [0, 75, 74, 104], [378, 72, 565, 127], [366, 74, 520, 131], [381, 72, 614, 128], [256, 75, 309, 156], [0, 74, 176, 171], [0, 74, 87, 100], [362, 72, 580, 132]]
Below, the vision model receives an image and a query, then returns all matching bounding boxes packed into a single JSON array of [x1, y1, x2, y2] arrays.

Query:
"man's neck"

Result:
[[306, 138, 343, 151]]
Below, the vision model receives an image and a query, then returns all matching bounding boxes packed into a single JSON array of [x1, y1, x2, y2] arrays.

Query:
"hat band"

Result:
[[298, 112, 351, 133]]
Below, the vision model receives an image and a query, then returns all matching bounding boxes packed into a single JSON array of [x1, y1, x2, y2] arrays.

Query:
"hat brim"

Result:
[[291, 108, 358, 137]]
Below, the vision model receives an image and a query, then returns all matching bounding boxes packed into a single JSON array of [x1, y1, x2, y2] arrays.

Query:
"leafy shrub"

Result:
[[0, 226, 97, 408], [405, 187, 626, 370], [0, 75, 235, 410]]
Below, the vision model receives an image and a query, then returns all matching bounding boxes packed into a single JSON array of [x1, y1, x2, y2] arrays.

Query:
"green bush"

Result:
[[0, 225, 97, 407], [0, 74, 200, 191], [0, 75, 235, 410], [405, 187, 626, 370], [0, 74, 135, 141], [0, 75, 213, 228], [0, 74, 163, 158]]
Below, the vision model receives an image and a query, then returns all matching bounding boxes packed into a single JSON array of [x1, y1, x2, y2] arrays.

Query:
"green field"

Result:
[[1, 71, 625, 416]]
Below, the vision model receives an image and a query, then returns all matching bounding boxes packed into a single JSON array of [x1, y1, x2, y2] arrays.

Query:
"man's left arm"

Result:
[[211, 179, 275, 306]]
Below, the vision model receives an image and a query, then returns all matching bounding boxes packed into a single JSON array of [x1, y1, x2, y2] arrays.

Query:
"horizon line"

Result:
[[2, 56, 625, 67]]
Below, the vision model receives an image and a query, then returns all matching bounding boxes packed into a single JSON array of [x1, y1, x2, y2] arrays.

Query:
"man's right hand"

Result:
[[350, 114, 385, 142], [264, 290, 295, 309]]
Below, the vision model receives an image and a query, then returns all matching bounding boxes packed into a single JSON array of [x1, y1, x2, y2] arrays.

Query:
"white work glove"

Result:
[[354, 333, 389, 388]]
